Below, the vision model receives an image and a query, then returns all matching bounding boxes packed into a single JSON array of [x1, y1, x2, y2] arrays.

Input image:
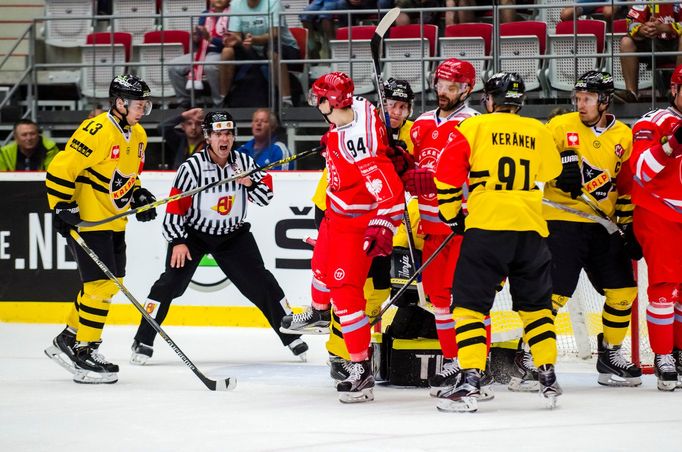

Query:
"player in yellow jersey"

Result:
[[43, 74, 157, 384], [434, 72, 563, 412], [309, 78, 416, 381], [542, 71, 642, 387]]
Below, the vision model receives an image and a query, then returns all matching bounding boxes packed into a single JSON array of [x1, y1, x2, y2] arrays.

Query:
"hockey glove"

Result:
[[54, 201, 80, 238], [131, 187, 158, 222], [555, 150, 583, 199], [439, 209, 466, 235], [362, 217, 395, 258], [621, 223, 643, 261], [402, 167, 436, 197], [664, 123, 682, 157], [386, 144, 415, 177]]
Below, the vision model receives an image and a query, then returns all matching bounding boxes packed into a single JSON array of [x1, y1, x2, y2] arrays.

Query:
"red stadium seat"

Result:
[[501, 21, 547, 55], [444, 23, 493, 56], [142, 30, 191, 54], [86, 32, 133, 62], [388, 24, 438, 57], [555, 19, 606, 54], [336, 26, 376, 41]]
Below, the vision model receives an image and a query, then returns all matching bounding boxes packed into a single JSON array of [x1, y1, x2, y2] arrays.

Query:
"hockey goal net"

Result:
[[489, 260, 653, 370]]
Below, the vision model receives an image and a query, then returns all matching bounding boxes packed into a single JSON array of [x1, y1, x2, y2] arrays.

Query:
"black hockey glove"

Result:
[[131, 187, 157, 222], [443, 209, 466, 235], [621, 223, 643, 261], [54, 201, 80, 238], [555, 150, 583, 199]]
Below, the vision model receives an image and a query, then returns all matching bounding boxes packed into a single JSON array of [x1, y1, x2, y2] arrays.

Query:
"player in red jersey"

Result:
[[630, 64, 682, 391], [280, 72, 405, 403]]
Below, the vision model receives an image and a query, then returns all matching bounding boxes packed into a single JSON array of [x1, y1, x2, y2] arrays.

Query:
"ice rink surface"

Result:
[[1, 323, 681, 452]]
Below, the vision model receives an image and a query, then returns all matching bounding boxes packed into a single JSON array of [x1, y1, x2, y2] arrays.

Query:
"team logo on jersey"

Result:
[[432, 130, 439, 140], [418, 148, 439, 200], [110, 169, 137, 209], [359, 162, 394, 203], [566, 132, 580, 147], [593, 140, 601, 149], [582, 159, 612, 201], [211, 195, 234, 216], [614, 144, 625, 158], [110, 145, 120, 160], [69, 138, 93, 157], [365, 178, 384, 197], [334, 268, 345, 281]]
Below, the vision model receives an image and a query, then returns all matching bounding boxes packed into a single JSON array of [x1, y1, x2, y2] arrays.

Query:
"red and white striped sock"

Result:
[[339, 310, 370, 361], [647, 301, 674, 355]]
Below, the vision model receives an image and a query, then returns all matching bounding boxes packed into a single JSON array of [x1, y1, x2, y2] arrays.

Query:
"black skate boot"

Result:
[[336, 360, 375, 403], [435, 368, 481, 413], [130, 340, 154, 366], [44, 327, 77, 374], [479, 357, 495, 401], [675, 349, 682, 388], [508, 340, 539, 392], [279, 306, 331, 335], [428, 358, 460, 397], [538, 364, 562, 409], [287, 338, 309, 362], [596, 333, 642, 387], [654, 353, 678, 392], [72, 341, 119, 384], [329, 354, 353, 382]]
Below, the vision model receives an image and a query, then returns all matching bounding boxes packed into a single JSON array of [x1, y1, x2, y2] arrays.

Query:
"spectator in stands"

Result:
[[159, 108, 207, 170], [0, 119, 60, 171], [615, 3, 682, 103], [395, 0, 440, 26], [222, 0, 299, 107], [341, 0, 395, 26], [560, 0, 624, 23], [168, 0, 230, 108], [445, 0, 518, 26], [237, 108, 292, 169], [300, 0, 342, 59]]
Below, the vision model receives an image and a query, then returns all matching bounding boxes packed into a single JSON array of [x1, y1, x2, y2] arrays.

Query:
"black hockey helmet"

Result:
[[574, 70, 614, 106], [109, 74, 152, 115], [384, 78, 415, 105], [202, 111, 236, 139], [483, 72, 525, 110]]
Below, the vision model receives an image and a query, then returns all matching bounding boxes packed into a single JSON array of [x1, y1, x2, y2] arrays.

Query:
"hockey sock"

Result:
[[674, 302, 682, 351], [550, 294, 569, 321], [364, 278, 389, 318], [65, 292, 81, 331], [452, 307, 487, 370], [339, 310, 371, 361], [484, 315, 491, 355], [311, 275, 331, 311], [326, 309, 350, 360], [519, 309, 557, 367], [646, 283, 676, 354], [602, 287, 637, 346], [434, 307, 458, 359], [76, 279, 118, 343]]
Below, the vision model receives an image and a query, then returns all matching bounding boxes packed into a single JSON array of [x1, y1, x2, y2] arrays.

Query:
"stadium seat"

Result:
[[440, 24, 493, 91], [112, 0, 157, 45], [389, 24, 438, 57], [281, 0, 309, 29], [161, 0, 206, 33], [44, 0, 94, 48], [330, 39, 375, 94], [138, 31, 190, 98], [287, 27, 309, 93], [537, 0, 569, 34], [605, 19, 653, 91], [336, 26, 376, 41], [385, 25, 439, 94], [80, 32, 132, 99], [499, 21, 547, 92]]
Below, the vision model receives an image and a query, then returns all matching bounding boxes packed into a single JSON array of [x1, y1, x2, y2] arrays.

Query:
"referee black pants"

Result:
[[134, 224, 300, 347]]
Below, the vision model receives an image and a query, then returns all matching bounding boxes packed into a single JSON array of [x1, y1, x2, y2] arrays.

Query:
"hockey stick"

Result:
[[76, 146, 323, 228], [370, 230, 456, 326], [579, 191, 625, 238], [402, 195, 428, 307], [69, 229, 236, 391], [541, 198, 621, 235]]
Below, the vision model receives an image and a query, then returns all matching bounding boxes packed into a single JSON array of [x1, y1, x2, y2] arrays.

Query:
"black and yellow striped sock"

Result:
[[76, 279, 118, 343], [452, 307, 487, 370], [519, 309, 557, 367], [602, 287, 637, 346]]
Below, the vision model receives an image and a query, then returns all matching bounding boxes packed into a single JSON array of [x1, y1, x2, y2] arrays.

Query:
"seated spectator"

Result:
[[0, 119, 60, 171], [159, 108, 207, 170], [168, 0, 230, 108], [237, 108, 292, 169], [615, 3, 682, 103], [340, 0, 394, 26], [446, 0, 517, 26], [300, 0, 342, 59], [560, 0, 624, 23], [222, 0, 299, 107], [395, 0, 440, 26]]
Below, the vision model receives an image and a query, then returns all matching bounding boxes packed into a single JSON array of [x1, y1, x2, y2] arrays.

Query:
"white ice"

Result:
[[1, 323, 680, 452]]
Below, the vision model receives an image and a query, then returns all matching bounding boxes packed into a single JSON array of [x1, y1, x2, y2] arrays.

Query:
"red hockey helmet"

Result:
[[433, 58, 476, 87], [671, 64, 682, 86], [308, 72, 354, 109]]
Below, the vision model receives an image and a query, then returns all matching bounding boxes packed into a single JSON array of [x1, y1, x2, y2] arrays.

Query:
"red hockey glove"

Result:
[[402, 167, 436, 196], [385, 144, 415, 177], [665, 123, 682, 157], [362, 217, 396, 258]]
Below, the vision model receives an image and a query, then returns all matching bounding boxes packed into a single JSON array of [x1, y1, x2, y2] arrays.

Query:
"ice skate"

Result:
[[435, 369, 481, 413], [479, 364, 495, 402], [287, 338, 309, 362], [279, 306, 331, 335], [72, 341, 119, 384], [596, 333, 642, 387], [336, 360, 375, 403], [329, 354, 353, 382], [675, 349, 682, 388], [44, 327, 77, 374], [428, 358, 460, 397], [654, 353, 678, 392], [508, 340, 539, 392], [130, 340, 154, 366], [538, 364, 562, 409]]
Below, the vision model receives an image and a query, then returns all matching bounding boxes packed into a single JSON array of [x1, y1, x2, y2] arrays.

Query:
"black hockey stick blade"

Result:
[[76, 146, 323, 229], [69, 229, 237, 392]]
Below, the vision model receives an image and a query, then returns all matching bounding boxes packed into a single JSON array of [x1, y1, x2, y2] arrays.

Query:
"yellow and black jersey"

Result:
[[435, 112, 562, 237], [543, 112, 633, 224], [45, 111, 148, 232]]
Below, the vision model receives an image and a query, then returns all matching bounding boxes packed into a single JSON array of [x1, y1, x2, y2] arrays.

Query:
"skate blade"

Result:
[[657, 380, 677, 392], [541, 392, 559, 409], [436, 396, 478, 413], [339, 388, 374, 403], [279, 325, 329, 335], [44, 346, 77, 375], [597, 373, 642, 387], [479, 385, 495, 401], [296, 352, 308, 363], [130, 353, 150, 366], [73, 369, 118, 384], [508, 377, 540, 392]]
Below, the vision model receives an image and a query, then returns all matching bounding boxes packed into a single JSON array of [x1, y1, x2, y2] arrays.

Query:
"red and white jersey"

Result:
[[410, 104, 479, 234], [630, 107, 682, 223], [324, 97, 404, 227]]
